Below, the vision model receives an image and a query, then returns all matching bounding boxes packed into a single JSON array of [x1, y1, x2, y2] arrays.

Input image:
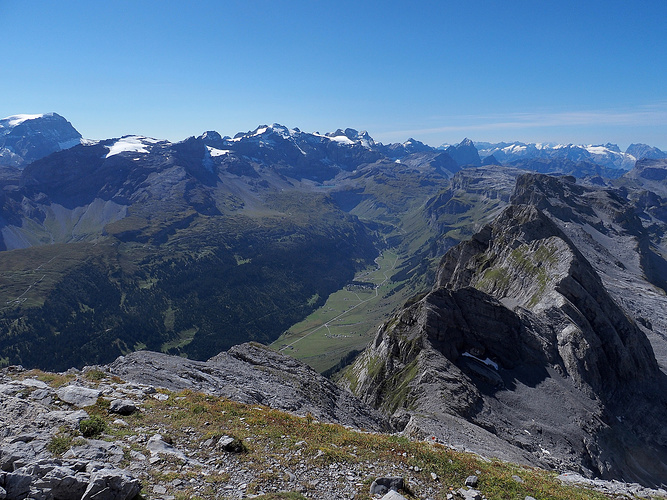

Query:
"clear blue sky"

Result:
[[2, 0, 666, 149]]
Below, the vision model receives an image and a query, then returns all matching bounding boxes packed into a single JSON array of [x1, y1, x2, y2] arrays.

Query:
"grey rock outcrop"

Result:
[[343, 193, 667, 486], [107, 342, 389, 432], [369, 476, 404, 495], [108, 400, 137, 416], [56, 386, 101, 407], [511, 173, 667, 371], [623, 158, 667, 197], [0, 373, 142, 500]]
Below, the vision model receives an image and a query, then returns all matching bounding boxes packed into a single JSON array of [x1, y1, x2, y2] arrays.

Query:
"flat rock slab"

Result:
[[57, 386, 102, 407], [146, 434, 188, 461], [380, 491, 408, 500]]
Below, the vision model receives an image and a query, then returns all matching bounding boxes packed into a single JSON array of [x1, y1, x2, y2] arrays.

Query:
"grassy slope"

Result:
[[21, 368, 618, 500]]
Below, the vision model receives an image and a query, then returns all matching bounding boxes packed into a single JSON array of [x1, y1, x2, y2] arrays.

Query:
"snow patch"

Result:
[[585, 145, 616, 156], [329, 135, 354, 145], [206, 146, 231, 157], [105, 136, 154, 158], [3, 114, 45, 127], [461, 352, 499, 370]]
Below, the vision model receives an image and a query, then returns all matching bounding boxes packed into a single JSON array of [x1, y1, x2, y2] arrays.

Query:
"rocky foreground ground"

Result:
[[2, 346, 667, 500]]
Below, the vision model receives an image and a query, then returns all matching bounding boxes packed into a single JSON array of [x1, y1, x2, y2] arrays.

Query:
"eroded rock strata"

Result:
[[343, 200, 667, 487]]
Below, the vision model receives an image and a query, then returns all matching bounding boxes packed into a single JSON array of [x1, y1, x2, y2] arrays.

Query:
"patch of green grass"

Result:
[[23, 370, 75, 388], [84, 369, 107, 382], [121, 389, 611, 500], [47, 429, 75, 456], [160, 328, 198, 353], [477, 267, 510, 292], [80, 415, 106, 438]]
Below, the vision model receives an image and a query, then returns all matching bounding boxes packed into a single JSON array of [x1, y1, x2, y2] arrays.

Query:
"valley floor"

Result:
[[270, 250, 412, 373]]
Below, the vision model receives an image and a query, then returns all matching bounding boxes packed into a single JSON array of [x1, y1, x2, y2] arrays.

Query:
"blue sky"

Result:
[[2, 0, 666, 149]]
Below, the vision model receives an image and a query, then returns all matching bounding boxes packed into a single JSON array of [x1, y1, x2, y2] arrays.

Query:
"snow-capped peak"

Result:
[[476, 140, 637, 170], [325, 128, 375, 148], [268, 123, 299, 140], [1, 113, 47, 128]]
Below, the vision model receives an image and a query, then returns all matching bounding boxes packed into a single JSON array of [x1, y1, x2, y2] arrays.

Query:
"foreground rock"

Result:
[[1, 357, 665, 499], [107, 342, 390, 432], [0, 379, 141, 499], [343, 197, 667, 487]]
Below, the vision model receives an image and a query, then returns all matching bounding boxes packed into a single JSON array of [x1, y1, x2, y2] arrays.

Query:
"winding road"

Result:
[[279, 252, 399, 351]]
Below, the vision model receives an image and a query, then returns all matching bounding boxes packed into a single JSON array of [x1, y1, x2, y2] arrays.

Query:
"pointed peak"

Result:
[[200, 131, 222, 142]]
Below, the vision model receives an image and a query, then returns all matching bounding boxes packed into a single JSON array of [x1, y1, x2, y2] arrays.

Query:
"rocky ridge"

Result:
[[511, 173, 667, 371], [107, 342, 390, 432], [342, 180, 667, 487], [2, 344, 666, 500]]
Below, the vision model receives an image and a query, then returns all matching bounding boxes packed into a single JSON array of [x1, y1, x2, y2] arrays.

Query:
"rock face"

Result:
[[108, 342, 390, 432], [623, 158, 667, 196], [0, 113, 82, 168], [511, 173, 667, 371], [446, 138, 481, 167], [343, 185, 667, 486]]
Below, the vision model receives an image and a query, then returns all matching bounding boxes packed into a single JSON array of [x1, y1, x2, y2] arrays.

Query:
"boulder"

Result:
[[380, 490, 408, 500], [369, 476, 404, 495], [56, 386, 101, 407], [146, 435, 188, 461], [465, 475, 478, 487], [109, 399, 138, 416], [457, 488, 482, 500], [40, 466, 88, 499], [80, 468, 141, 500], [3, 472, 32, 499]]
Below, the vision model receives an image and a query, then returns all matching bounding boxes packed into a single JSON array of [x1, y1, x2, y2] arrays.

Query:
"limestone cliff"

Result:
[[342, 197, 667, 487]]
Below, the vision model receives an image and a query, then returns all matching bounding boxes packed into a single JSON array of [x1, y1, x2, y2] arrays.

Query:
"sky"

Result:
[[2, 0, 666, 149]]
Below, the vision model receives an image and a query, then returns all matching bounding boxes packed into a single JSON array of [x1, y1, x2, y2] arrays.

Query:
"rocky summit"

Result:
[[2, 343, 667, 500], [343, 179, 667, 488]]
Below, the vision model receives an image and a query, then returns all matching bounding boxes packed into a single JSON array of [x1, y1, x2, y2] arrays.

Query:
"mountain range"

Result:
[[1, 113, 667, 489], [473, 140, 667, 171]]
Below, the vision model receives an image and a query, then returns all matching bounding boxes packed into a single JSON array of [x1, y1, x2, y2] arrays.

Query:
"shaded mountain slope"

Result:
[[0, 125, 455, 371]]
